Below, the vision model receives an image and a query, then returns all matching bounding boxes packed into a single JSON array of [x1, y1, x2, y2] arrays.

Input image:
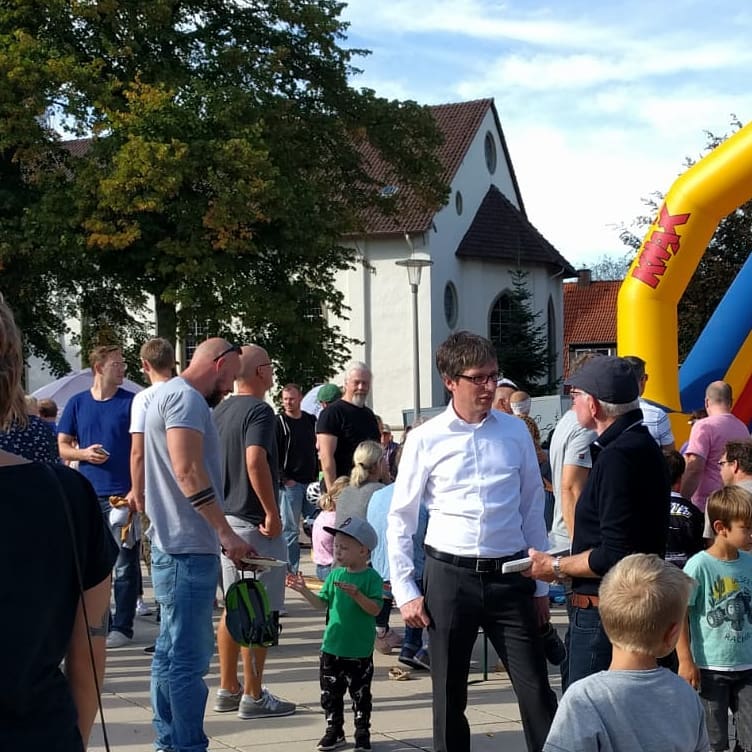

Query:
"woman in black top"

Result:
[[0, 297, 118, 751]]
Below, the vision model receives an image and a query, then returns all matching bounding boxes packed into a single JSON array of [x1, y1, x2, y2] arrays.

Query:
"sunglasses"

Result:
[[213, 344, 242, 362]]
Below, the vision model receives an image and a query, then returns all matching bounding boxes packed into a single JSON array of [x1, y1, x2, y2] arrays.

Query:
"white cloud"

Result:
[[340, 0, 752, 269]]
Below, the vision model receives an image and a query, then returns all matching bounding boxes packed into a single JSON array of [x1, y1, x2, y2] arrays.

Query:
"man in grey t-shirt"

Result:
[[144, 338, 254, 752], [212, 345, 295, 719], [549, 408, 596, 549]]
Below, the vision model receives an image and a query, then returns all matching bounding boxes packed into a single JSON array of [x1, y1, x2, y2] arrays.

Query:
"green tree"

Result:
[[588, 252, 631, 281], [493, 269, 557, 396], [1, 0, 448, 386], [618, 117, 751, 361]]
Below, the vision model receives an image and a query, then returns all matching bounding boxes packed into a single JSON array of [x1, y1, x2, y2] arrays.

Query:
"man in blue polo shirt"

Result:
[[58, 344, 138, 648]]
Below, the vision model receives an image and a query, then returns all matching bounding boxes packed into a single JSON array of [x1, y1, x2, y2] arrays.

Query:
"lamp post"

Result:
[[396, 256, 433, 423]]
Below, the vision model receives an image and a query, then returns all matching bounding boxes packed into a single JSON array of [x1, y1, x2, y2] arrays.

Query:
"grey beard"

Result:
[[350, 393, 367, 407]]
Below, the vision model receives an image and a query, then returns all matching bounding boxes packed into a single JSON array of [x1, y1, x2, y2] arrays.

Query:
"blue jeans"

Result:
[[150, 546, 219, 752], [567, 603, 612, 688], [112, 541, 141, 638], [280, 482, 313, 572]]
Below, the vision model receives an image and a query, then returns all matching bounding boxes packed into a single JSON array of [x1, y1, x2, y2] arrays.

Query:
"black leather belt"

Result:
[[425, 545, 525, 573]]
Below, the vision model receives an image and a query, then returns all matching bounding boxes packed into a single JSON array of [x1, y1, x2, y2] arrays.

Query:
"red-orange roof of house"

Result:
[[563, 279, 621, 373]]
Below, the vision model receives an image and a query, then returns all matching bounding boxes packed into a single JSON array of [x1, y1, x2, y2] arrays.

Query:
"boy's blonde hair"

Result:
[[707, 485, 752, 532], [599, 553, 694, 656], [350, 440, 384, 487], [320, 476, 349, 512]]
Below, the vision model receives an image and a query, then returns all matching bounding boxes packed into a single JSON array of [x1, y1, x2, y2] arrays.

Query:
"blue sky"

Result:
[[340, 0, 752, 269]]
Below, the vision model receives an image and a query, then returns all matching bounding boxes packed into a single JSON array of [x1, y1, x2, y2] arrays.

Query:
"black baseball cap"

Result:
[[565, 356, 639, 404]]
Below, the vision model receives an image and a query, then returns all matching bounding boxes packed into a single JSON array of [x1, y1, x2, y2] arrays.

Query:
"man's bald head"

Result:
[[238, 345, 269, 380], [706, 381, 733, 408], [182, 337, 241, 406], [237, 344, 273, 396], [191, 337, 234, 364]]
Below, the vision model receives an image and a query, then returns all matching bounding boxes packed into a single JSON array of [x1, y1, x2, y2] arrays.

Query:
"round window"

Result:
[[444, 282, 458, 328], [484, 131, 497, 174]]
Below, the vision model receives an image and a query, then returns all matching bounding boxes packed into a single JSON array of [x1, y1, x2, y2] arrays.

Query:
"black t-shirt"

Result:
[[315, 400, 380, 478], [214, 395, 279, 525], [1, 462, 118, 750], [276, 412, 317, 484], [666, 492, 704, 568]]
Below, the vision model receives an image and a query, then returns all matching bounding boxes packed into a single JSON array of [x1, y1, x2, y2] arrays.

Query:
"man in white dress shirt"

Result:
[[387, 331, 556, 752]]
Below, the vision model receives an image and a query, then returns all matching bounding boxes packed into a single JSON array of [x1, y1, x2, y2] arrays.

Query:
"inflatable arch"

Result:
[[617, 122, 752, 441]]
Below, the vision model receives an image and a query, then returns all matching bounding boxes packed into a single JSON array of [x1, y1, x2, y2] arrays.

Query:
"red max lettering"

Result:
[[631, 204, 691, 288]]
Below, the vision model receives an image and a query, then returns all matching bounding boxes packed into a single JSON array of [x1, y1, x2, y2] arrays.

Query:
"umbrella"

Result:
[[300, 383, 325, 418], [31, 368, 143, 414]]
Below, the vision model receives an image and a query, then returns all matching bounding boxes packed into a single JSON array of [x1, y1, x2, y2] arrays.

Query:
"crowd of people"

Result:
[[7, 288, 752, 752]]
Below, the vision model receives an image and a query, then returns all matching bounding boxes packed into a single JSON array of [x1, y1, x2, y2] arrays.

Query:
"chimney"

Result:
[[577, 268, 592, 287]]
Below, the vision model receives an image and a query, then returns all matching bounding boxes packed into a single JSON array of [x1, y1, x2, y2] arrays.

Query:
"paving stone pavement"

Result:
[[89, 560, 566, 752]]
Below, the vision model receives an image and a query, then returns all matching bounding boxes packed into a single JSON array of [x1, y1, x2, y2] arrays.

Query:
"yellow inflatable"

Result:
[[617, 122, 752, 442]]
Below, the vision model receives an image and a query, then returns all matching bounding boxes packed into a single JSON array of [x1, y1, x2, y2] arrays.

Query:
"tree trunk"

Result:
[[155, 297, 177, 347]]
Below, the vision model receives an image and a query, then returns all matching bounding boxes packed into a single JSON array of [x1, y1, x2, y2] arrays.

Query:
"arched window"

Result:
[[489, 292, 513, 349], [547, 296, 556, 384]]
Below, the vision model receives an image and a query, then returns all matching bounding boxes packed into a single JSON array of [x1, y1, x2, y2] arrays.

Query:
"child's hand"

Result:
[[285, 572, 307, 592], [334, 581, 359, 599], [678, 658, 700, 690]]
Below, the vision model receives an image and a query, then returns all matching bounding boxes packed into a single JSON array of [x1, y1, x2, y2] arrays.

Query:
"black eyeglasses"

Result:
[[456, 372, 499, 386], [213, 344, 242, 362]]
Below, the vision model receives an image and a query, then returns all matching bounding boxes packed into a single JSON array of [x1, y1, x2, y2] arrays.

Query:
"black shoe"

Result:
[[354, 730, 371, 751], [317, 729, 346, 750], [541, 622, 567, 666], [143, 643, 156, 654]]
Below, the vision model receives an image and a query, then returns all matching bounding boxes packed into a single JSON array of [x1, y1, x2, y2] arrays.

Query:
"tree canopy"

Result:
[[618, 117, 752, 361], [0, 0, 448, 387]]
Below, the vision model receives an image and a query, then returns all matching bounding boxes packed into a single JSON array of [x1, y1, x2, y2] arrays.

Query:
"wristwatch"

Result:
[[552, 556, 563, 582]]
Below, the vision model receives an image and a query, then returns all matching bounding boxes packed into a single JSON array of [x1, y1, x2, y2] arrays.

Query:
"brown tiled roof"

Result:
[[60, 137, 92, 158], [355, 98, 502, 236], [455, 185, 576, 273], [563, 279, 621, 375]]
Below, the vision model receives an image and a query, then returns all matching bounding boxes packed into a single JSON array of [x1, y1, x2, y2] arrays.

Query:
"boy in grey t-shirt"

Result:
[[544, 554, 708, 752]]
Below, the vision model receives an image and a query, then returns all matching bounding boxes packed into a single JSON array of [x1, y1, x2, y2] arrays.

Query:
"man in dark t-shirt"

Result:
[[529, 357, 670, 689], [276, 383, 317, 572], [316, 361, 380, 490], [213, 345, 295, 719]]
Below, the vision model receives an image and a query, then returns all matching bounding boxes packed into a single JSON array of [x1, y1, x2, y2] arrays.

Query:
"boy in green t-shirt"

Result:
[[286, 516, 383, 752]]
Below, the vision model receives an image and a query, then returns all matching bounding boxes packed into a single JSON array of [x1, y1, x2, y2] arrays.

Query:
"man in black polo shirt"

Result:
[[528, 356, 670, 688], [316, 361, 380, 490]]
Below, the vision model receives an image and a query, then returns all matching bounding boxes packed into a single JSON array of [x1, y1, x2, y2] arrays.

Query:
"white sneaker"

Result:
[[136, 598, 153, 617], [106, 630, 132, 648]]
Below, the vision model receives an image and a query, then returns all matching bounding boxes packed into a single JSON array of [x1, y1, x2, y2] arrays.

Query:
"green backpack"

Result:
[[224, 576, 280, 648]]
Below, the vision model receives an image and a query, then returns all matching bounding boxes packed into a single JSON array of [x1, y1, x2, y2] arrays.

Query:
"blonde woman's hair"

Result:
[[320, 476, 350, 512], [0, 299, 26, 430], [350, 440, 384, 487], [599, 553, 694, 656]]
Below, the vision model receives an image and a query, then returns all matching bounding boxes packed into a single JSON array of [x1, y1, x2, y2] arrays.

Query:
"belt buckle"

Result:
[[475, 558, 495, 573]]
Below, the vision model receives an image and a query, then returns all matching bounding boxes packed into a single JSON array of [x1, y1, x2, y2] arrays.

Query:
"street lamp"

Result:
[[396, 255, 433, 423]]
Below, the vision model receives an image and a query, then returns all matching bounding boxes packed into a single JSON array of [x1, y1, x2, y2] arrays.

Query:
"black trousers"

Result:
[[424, 555, 557, 752], [319, 651, 374, 732]]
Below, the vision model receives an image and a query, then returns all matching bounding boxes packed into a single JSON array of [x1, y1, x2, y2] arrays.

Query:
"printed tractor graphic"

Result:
[[707, 576, 752, 631]]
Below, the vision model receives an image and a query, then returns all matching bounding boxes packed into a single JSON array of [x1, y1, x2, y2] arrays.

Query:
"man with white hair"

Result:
[[528, 356, 670, 688], [316, 361, 380, 490]]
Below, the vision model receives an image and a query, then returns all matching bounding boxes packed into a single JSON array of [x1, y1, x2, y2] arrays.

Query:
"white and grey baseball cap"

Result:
[[323, 516, 378, 551]]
